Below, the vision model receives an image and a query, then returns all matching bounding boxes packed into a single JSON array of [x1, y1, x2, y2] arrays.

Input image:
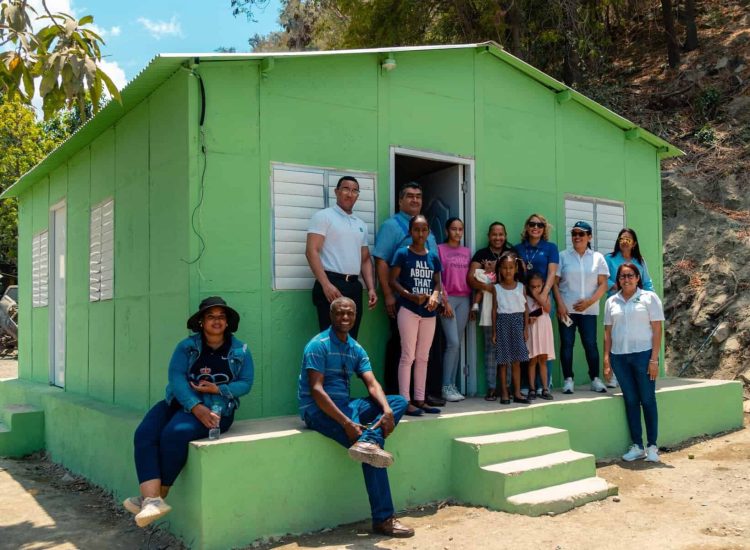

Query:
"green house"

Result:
[[4, 43, 741, 548]]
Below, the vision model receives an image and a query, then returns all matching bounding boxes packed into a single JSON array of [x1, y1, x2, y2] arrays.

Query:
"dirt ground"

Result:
[[1, 364, 749, 550]]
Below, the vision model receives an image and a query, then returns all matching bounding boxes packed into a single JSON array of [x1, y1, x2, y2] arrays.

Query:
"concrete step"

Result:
[[506, 476, 618, 516], [483, 449, 595, 496], [0, 404, 44, 457], [455, 427, 570, 465]]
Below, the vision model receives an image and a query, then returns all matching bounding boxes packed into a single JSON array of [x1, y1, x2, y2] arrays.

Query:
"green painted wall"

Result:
[[16, 48, 666, 418]]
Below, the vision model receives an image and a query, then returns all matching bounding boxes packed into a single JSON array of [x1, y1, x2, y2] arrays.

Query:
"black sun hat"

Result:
[[187, 296, 240, 333]]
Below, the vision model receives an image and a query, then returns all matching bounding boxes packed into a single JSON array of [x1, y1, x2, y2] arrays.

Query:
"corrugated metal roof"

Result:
[[1, 42, 682, 198]]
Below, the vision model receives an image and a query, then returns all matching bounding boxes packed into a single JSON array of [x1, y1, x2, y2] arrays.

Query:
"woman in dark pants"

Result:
[[603, 263, 665, 463], [124, 296, 254, 527]]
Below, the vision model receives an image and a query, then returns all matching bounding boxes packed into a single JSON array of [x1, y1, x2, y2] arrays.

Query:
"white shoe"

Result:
[[562, 378, 574, 394], [135, 497, 172, 527], [590, 377, 607, 393], [520, 387, 529, 396], [441, 385, 461, 402], [450, 385, 465, 401], [645, 445, 660, 462], [622, 444, 647, 462], [606, 374, 619, 388], [123, 496, 143, 515]]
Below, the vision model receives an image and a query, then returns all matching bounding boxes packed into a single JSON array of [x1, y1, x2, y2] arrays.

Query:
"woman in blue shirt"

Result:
[[605, 228, 654, 296]]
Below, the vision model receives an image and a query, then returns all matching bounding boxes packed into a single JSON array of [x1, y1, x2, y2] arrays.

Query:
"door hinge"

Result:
[[461, 180, 467, 194]]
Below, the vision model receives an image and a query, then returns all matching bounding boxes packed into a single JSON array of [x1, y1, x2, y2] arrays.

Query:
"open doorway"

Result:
[[389, 146, 477, 395]]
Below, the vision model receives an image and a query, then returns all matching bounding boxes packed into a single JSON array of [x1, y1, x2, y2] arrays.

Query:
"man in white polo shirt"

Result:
[[306, 176, 378, 339]]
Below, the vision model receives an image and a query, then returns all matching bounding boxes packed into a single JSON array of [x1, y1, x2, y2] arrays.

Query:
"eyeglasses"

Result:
[[527, 221, 545, 229], [618, 237, 634, 245], [205, 314, 227, 322], [618, 273, 637, 280], [338, 187, 360, 196], [570, 231, 588, 238]]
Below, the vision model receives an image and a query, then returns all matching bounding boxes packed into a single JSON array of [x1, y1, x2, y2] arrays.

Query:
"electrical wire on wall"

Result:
[[181, 59, 208, 279]]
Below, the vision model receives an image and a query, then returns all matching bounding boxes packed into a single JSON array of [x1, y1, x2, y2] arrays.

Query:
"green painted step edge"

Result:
[[486, 451, 597, 497], [454, 429, 572, 466]]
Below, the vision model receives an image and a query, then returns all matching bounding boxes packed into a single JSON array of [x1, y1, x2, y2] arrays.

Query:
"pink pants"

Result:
[[397, 307, 436, 402]]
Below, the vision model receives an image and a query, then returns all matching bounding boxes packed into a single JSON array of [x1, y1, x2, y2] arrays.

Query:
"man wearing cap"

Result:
[[306, 175, 377, 340], [373, 182, 443, 405], [298, 297, 414, 538]]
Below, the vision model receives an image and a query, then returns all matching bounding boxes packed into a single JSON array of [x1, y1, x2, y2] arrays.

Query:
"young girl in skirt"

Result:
[[491, 252, 530, 404], [526, 272, 555, 400]]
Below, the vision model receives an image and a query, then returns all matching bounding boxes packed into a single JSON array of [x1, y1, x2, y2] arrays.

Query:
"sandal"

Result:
[[513, 396, 530, 404], [528, 389, 537, 400], [484, 389, 497, 402], [540, 389, 554, 400], [500, 398, 511, 405], [413, 400, 441, 414]]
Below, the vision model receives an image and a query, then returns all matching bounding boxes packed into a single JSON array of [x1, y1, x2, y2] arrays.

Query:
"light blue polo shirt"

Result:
[[297, 328, 372, 417], [373, 211, 438, 264]]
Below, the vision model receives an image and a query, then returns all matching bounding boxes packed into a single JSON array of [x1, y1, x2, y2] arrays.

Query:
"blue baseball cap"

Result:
[[572, 221, 593, 233]]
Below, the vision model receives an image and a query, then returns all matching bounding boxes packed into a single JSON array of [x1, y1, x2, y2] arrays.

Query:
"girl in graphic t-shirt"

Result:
[[389, 215, 445, 416], [491, 253, 530, 405]]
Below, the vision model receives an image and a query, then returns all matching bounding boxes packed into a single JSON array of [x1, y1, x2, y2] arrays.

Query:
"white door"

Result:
[[49, 203, 66, 387]]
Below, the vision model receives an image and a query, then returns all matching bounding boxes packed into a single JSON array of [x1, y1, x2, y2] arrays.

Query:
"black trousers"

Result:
[[312, 274, 364, 340], [384, 310, 444, 398]]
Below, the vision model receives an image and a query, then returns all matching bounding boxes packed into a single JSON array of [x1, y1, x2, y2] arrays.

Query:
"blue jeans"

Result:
[[134, 400, 234, 486], [439, 295, 470, 386], [558, 314, 600, 381], [303, 395, 408, 524], [610, 350, 658, 448]]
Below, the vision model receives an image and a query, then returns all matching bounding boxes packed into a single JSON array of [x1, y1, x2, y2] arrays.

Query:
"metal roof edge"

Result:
[[481, 43, 683, 159]]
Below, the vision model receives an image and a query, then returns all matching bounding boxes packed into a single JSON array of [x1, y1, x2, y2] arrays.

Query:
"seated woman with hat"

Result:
[[124, 296, 254, 527]]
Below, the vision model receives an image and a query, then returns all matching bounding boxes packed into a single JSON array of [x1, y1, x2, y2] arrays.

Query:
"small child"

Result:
[[491, 252, 530, 404], [525, 272, 555, 400]]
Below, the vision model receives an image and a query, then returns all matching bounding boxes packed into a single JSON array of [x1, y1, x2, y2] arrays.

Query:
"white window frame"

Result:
[[89, 198, 114, 302], [32, 230, 49, 308], [564, 195, 625, 253], [270, 162, 377, 290]]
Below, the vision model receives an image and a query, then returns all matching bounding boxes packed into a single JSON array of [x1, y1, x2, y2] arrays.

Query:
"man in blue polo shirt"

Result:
[[298, 297, 413, 538]]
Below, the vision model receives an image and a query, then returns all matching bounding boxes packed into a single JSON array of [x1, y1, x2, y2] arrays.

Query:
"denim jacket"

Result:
[[165, 333, 254, 416]]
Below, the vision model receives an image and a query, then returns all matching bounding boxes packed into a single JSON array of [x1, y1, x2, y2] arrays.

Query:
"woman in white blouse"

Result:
[[553, 221, 610, 395], [603, 262, 665, 463]]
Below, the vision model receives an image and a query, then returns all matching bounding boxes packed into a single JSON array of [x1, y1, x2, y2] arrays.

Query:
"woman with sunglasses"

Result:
[[605, 228, 654, 296], [124, 297, 254, 527], [553, 221, 610, 395], [603, 263, 664, 463]]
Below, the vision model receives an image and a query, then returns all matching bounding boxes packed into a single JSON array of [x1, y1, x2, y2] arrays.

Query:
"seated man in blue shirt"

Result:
[[298, 297, 413, 538]]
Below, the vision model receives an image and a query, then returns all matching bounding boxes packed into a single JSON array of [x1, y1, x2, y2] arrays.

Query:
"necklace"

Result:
[[523, 244, 539, 270]]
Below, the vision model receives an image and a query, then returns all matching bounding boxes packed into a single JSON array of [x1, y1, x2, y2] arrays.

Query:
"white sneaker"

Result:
[[562, 378, 574, 394], [590, 377, 607, 393], [441, 385, 461, 402], [622, 444, 647, 462], [520, 387, 529, 396], [606, 374, 619, 388], [450, 385, 466, 401], [135, 497, 172, 527], [645, 445, 660, 462]]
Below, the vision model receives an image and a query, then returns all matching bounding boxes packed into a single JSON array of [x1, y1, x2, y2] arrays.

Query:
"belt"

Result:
[[325, 271, 359, 282]]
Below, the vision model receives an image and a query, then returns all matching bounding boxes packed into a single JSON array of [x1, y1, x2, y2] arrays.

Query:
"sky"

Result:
[[31, 0, 284, 90]]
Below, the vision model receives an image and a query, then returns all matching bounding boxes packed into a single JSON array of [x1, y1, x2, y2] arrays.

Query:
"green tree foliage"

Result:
[[0, 96, 61, 268], [0, 0, 121, 121], [233, 0, 701, 85]]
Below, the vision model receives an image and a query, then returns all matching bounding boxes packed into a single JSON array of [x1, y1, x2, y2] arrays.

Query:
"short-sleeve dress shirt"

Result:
[[297, 328, 372, 417], [307, 205, 368, 275], [604, 289, 665, 354], [557, 248, 610, 315]]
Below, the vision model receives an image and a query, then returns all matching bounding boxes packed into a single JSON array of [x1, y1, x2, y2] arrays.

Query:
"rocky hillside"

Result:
[[583, 1, 749, 392]]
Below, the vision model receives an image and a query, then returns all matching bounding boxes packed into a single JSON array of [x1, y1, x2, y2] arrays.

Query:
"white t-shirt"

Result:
[[495, 282, 526, 314], [604, 289, 665, 354], [557, 248, 609, 315], [307, 205, 368, 276]]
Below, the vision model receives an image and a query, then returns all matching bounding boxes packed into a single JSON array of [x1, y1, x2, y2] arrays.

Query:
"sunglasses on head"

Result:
[[527, 221, 545, 229]]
